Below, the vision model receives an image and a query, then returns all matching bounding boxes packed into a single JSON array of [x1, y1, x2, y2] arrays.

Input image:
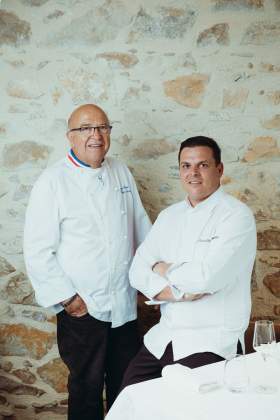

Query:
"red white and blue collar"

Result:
[[67, 149, 91, 168]]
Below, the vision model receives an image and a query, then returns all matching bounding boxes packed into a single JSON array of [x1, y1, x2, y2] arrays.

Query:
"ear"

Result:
[[67, 131, 74, 147], [218, 162, 224, 177]]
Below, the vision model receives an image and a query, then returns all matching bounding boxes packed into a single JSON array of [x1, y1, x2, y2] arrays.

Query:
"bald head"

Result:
[[66, 104, 111, 169], [68, 104, 109, 130]]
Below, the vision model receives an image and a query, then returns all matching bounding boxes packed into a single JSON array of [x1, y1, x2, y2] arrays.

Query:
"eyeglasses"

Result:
[[68, 125, 112, 135]]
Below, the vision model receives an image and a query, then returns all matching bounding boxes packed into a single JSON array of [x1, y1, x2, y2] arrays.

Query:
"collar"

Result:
[[185, 186, 223, 212], [67, 149, 91, 168]]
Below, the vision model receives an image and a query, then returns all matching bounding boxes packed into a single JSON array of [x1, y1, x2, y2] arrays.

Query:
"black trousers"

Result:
[[120, 342, 225, 391], [56, 311, 140, 420]]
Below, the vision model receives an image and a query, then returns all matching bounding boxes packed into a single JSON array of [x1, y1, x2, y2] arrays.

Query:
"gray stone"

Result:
[[13, 184, 32, 201], [44, 2, 131, 46], [2, 141, 51, 169], [213, 0, 264, 9], [197, 23, 229, 46], [2, 272, 35, 305], [22, 309, 47, 322], [242, 22, 280, 45], [7, 80, 43, 100], [44, 10, 64, 21], [0, 11, 31, 46], [0, 375, 44, 396], [0, 256, 16, 277], [19, 0, 49, 5], [129, 6, 196, 40]]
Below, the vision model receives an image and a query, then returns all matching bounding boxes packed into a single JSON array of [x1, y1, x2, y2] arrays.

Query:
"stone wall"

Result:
[[0, 0, 279, 418]]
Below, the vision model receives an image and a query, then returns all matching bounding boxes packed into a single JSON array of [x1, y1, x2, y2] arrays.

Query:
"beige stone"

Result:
[[132, 139, 177, 160], [262, 114, 280, 130], [0, 11, 31, 46], [96, 52, 138, 68], [163, 74, 209, 108], [3, 273, 35, 305], [2, 141, 51, 168], [263, 271, 280, 297], [37, 358, 68, 393], [222, 88, 249, 109], [197, 23, 229, 46], [257, 228, 280, 250], [274, 305, 280, 316], [242, 136, 280, 162], [213, 0, 264, 9], [266, 91, 280, 105], [221, 176, 232, 185], [0, 324, 55, 359], [0, 375, 45, 396], [260, 62, 280, 72], [0, 256, 16, 277]]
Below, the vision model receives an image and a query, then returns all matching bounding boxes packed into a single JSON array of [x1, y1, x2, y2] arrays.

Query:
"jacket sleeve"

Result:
[[23, 173, 76, 308], [129, 213, 168, 299], [167, 207, 256, 294]]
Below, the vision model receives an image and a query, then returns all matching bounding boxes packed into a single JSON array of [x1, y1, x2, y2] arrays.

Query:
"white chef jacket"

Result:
[[24, 155, 151, 328], [129, 187, 256, 359]]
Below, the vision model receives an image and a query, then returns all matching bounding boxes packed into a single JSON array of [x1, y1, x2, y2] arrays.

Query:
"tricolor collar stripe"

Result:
[[67, 149, 90, 168]]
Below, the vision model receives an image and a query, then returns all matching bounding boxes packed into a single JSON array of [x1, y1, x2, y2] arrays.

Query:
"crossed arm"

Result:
[[151, 261, 207, 302]]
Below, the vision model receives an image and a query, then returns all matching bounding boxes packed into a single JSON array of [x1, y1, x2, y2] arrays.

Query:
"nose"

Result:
[[90, 127, 102, 138]]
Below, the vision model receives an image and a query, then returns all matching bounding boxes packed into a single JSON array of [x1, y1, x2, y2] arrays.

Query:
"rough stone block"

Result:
[[0, 11, 31, 46], [37, 358, 68, 393], [262, 114, 280, 130], [132, 139, 176, 160], [197, 23, 229, 46], [2, 141, 51, 169], [129, 6, 196, 40], [212, 0, 264, 9], [222, 87, 249, 109], [242, 21, 280, 45], [163, 74, 209, 108], [0, 324, 55, 359], [242, 136, 280, 162]]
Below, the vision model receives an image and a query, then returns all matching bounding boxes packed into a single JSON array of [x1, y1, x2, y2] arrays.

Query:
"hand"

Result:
[[183, 293, 209, 302], [63, 295, 88, 317], [152, 261, 172, 277]]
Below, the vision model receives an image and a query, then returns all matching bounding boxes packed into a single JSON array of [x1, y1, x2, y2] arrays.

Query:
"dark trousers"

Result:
[[56, 311, 140, 420], [121, 342, 225, 391]]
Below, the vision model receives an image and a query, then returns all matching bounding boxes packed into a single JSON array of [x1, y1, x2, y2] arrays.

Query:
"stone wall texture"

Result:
[[0, 0, 279, 418]]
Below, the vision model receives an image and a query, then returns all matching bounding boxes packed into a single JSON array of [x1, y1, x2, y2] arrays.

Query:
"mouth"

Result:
[[188, 181, 202, 184], [87, 143, 103, 148]]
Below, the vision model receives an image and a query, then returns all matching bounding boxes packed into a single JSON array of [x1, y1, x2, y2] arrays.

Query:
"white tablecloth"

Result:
[[106, 353, 280, 420]]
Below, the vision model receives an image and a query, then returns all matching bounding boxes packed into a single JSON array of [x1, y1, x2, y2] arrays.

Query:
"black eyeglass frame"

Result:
[[68, 125, 113, 134]]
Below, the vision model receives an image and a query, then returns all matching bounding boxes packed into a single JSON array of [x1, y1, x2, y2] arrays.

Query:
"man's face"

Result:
[[67, 105, 111, 168], [179, 146, 223, 207]]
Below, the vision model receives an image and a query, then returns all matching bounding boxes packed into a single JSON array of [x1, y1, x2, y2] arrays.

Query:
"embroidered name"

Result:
[[120, 186, 131, 193], [197, 236, 219, 242]]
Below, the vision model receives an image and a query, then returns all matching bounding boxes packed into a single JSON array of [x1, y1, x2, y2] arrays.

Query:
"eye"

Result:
[[199, 162, 209, 168], [80, 127, 90, 133], [181, 163, 190, 169]]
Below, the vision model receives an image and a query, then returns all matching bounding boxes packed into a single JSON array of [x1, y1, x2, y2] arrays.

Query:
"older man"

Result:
[[121, 136, 256, 389], [24, 104, 151, 420]]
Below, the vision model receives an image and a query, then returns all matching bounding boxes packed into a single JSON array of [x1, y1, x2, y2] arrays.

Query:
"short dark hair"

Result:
[[178, 136, 221, 165]]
